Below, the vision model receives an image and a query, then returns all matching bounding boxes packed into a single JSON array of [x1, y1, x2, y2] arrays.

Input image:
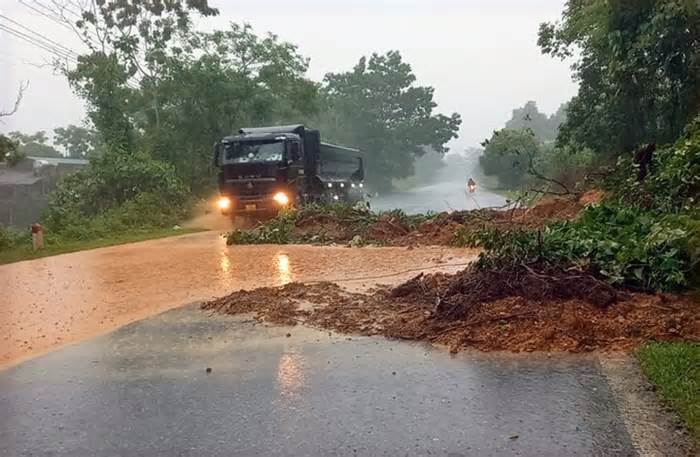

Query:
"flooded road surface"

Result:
[[0, 231, 475, 370], [0, 305, 687, 456]]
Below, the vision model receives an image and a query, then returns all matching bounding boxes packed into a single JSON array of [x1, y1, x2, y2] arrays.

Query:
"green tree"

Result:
[[539, 0, 700, 154], [319, 51, 462, 191], [67, 53, 134, 150], [505, 101, 567, 142], [136, 23, 319, 191], [479, 129, 543, 188], [0, 135, 21, 165], [64, 0, 219, 150], [7, 131, 62, 158], [53, 125, 103, 158]]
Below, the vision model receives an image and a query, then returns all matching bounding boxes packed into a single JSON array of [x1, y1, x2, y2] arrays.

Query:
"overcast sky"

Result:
[[0, 0, 577, 150]]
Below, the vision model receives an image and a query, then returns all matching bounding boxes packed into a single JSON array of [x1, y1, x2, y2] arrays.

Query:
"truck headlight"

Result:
[[273, 191, 290, 206], [333, 195, 339, 201], [217, 196, 232, 210], [327, 183, 333, 188], [340, 183, 345, 188], [351, 183, 356, 188], [359, 183, 364, 188]]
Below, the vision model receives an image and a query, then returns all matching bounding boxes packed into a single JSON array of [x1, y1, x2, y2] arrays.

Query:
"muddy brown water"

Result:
[[0, 231, 476, 370]]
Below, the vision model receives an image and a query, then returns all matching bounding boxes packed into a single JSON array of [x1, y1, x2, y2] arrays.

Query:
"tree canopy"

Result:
[[479, 129, 543, 188], [53, 125, 103, 158], [505, 101, 567, 142], [539, 0, 700, 154], [318, 51, 462, 191], [7, 131, 62, 158]]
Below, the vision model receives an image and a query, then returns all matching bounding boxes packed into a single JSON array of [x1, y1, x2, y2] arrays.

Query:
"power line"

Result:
[[18, 0, 76, 34], [28, 0, 105, 50], [7, 4, 144, 91], [0, 13, 78, 57], [0, 23, 77, 62], [35, 0, 83, 20], [0, 22, 76, 61]]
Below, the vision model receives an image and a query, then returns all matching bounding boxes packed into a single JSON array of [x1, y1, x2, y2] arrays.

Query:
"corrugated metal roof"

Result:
[[28, 156, 88, 165]]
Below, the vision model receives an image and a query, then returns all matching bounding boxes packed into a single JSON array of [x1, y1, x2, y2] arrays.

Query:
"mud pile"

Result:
[[229, 195, 589, 247], [202, 264, 698, 353]]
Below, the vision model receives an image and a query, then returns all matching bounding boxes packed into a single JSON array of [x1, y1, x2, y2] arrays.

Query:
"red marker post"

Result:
[[31, 223, 44, 251]]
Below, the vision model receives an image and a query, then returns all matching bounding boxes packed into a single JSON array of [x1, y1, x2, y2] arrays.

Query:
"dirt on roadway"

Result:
[[0, 231, 475, 370]]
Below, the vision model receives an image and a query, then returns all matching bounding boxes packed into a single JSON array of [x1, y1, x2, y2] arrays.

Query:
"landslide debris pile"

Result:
[[202, 264, 698, 353], [226, 195, 589, 247]]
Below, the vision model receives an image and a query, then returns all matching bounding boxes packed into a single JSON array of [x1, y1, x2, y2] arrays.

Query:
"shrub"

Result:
[[45, 149, 189, 237], [473, 203, 697, 291], [0, 224, 30, 250], [608, 115, 700, 213]]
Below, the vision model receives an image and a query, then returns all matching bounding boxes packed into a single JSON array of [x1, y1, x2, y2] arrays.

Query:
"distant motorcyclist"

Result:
[[467, 178, 477, 193]]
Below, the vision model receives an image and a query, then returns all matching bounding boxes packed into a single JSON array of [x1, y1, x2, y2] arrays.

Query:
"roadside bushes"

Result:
[[479, 128, 596, 192], [608, 115, 700, 213], [0, 224, 30, 250], [472, 203, 697, 292], [44, 149, 189, 238], [473, 115, 700, 292]]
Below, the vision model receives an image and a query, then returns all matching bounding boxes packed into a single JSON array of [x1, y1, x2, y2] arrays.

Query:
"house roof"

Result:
[[28, 156, 89, 165]]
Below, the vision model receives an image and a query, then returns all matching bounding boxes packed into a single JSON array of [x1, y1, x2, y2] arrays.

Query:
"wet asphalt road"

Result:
[[0, 305, 637, 457], [372, 163, 506, 214]]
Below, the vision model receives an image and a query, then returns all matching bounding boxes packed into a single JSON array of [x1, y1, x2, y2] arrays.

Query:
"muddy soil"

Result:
[[203, 266, 699, 353]]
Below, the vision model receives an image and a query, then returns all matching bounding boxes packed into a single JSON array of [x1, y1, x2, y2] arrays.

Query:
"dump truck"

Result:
[[213, 125, 364, 217]]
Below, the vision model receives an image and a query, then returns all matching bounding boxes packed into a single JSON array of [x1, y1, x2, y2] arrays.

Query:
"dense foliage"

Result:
[[6, 131, 62, 159], [479, 129, 543, 188], [478, 102, 594, 191], [474, 0, 700, 293], [608, 115, 700, 213], [53, 125, 103, 158], [0, 224, 30, 250], [0, 134, 22, 165], [472, 203, 697, 291], [539, 0, 700, 154], [138, 23, 319, 190], [317, 51, 462, 191], [44, 149, 188, 238]]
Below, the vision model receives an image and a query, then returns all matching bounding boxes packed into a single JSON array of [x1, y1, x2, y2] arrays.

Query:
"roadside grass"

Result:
[[0, 227, 206, 265], [638, 341, 700, 440]]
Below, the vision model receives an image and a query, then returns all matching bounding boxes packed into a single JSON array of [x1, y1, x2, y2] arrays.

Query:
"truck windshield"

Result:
[[224, 140, 284, 163]]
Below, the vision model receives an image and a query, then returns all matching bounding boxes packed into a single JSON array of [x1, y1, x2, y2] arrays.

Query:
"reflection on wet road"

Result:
[[0, 231, 475, 369], [0, 305, 637, 456]]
